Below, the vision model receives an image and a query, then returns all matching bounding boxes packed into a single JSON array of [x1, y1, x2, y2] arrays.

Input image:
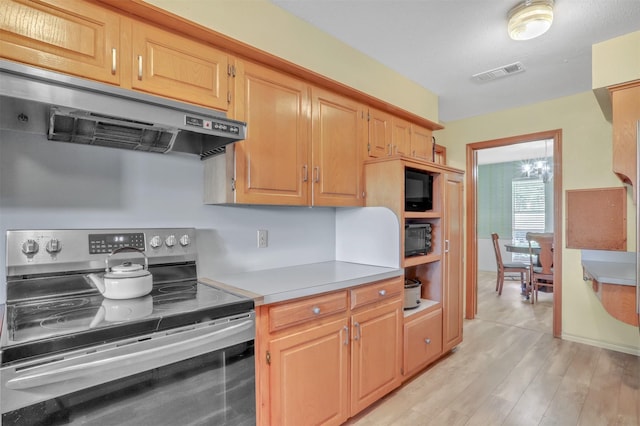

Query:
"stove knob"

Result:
[[165, 235, 176, 248], [46, 238, 62, 254], [149, 235, 163, 249], [179, 235, 191, 247], [22, 239, 39, 256]]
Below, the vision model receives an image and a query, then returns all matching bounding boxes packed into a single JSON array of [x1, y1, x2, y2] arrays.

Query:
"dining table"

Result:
[[504, 242, 541, 255]]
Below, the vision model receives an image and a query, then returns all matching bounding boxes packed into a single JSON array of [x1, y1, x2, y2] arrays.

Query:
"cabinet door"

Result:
[[269, 317, 349, 426], [391, 117, 411, 156], [366, 107, 393, 158], [403, 308, 443, 377], [233, 60, 310, 205], [0, 0, 120, 84], [611, 82, 640, 202], [311, 87, 365, 207], [130, 20, 229, 110], [443, 173, 464, 351], [411, 125, 433, 161], [350, 299, 402, 416]]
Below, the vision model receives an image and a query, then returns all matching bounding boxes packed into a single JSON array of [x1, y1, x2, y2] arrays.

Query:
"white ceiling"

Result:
[[270, 0, 640, 123]]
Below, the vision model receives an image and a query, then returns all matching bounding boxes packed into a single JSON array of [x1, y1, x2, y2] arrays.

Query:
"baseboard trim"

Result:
[[561, 332, 640, 356]]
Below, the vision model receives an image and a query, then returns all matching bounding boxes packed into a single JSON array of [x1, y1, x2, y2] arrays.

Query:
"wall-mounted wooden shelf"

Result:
[[566, 187, 627, 250]]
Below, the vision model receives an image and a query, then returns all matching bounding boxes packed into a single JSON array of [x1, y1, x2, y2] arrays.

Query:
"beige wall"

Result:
[[146, 0, 439, 122], [439, 91, 639, 354], [592, 31, 640, 89]]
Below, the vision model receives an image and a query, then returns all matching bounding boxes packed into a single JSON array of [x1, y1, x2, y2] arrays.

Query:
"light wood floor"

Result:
[[346, 271, 639, 426]]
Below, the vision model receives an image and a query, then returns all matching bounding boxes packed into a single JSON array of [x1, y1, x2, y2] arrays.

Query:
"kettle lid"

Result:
[[110, 261, 144, 273]]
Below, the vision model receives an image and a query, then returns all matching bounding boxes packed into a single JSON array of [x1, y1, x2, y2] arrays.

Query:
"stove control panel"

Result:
[[6, 228, 198, 276]]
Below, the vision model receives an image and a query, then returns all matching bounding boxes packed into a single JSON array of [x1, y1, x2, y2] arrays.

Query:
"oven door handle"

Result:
[[6, 318, 254, 391]]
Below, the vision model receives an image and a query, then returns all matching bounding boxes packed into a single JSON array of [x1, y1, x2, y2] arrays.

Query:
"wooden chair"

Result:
[[491, 233, 529, 295], [526, 232, 554, 304]]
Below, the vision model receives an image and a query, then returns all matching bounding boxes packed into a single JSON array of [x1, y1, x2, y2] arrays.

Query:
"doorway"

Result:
[[465, 130, 563, 337]]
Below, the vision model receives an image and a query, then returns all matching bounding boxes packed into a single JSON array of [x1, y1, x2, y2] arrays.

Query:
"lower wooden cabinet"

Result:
[[403, 308, 443, 378], [257, 277, 403, 425], [268, 317, 349, 426], [350, 298, 403, 415]]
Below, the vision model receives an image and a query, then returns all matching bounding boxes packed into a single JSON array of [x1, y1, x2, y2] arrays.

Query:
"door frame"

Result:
[[464, 129, 563, 337]]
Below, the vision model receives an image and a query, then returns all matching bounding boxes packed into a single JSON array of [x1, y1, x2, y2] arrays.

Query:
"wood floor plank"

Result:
[[503, 372, 563, 426], [347, 271, 640, 426]]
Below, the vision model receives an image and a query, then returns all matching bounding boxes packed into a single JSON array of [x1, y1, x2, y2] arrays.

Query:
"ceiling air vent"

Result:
[[472, 61, 525, 82]]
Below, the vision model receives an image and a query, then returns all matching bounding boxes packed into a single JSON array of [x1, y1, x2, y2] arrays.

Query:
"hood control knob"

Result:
[[46, 239, 61, 254], [149, 236, 163, 249], [22, 239, 39, 255], [165, 235, 176, 248], [179, 235, 190, 247]]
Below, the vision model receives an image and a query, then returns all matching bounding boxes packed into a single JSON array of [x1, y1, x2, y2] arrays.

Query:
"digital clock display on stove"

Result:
[[88, 233, 145, 254]]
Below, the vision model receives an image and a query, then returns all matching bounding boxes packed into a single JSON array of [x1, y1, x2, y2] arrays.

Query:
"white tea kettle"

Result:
[[87, 247, 153, 299]]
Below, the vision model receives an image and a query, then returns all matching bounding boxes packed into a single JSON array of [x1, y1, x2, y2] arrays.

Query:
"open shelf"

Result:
[[403, 299, 440, 319], [403, 253, 441, 268], [404, 211, 441, 219]]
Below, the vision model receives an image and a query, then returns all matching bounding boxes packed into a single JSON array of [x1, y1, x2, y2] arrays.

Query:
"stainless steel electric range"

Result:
[[1, 228, 256, 425]]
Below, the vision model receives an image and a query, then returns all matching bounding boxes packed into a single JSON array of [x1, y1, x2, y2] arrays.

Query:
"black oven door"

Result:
[[2, 313, 256, 426]]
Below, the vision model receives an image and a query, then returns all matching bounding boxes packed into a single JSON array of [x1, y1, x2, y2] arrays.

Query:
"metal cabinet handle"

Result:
[[343, 325, 349, 346], [425, 338, 431, 344], [378, 289, 386, 296], [302, 165, 308, 182], [111, 48, 117, 74], [312, 306, 320, 315], [137, 55, 143, 80], [445, 239, 450, 253], [314, 166, 320, 183], [353, 322, 361, 341]]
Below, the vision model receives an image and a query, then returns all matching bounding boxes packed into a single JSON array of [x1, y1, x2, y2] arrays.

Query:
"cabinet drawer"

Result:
[[403, 308, 442, 377], [269, 291, 347, 333], [350, 277, 403, 310]]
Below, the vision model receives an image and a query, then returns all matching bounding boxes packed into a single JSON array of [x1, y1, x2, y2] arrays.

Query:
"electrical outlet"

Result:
[[257, 229, 268, 248]]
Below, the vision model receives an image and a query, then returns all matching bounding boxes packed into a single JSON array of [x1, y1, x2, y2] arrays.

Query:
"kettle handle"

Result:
[[105, 247, 149, 272]]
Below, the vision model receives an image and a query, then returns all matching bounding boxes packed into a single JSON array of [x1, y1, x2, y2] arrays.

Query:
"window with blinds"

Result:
[[512, 178, 545, 261]]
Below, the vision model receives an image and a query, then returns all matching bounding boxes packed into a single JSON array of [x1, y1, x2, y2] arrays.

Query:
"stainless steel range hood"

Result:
[[0, 60, 246, 158]]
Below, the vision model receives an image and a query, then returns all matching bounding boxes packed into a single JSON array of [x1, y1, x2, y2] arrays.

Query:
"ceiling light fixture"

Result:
[[508, 0, 554, 41]]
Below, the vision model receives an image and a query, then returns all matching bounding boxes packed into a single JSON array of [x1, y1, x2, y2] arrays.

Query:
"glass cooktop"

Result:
[[2, 276, 253, 365]]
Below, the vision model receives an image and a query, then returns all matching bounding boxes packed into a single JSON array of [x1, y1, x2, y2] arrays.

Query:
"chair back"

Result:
[[526, 232, 553, 274], [491, 233, 503, 269]]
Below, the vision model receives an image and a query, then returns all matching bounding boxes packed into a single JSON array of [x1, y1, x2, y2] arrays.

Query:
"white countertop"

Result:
[[581, 250, 636, 286], [200, 261, 404, 305]]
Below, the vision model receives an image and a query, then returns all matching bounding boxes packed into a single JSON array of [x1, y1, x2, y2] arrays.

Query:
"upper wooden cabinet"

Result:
[[311, 86, 365, 207], [367, 107, 393, 157], [610, 81, 640, 204], [0, 0, 121, 85], [220, 60, 310, 205], [391, 117, 412, 156], [368, 116, 438, 163], [411, 125, 434, 161], [205, 60, 364, 207], [130, 20, 230, 110], [0, 0, 231, 110]]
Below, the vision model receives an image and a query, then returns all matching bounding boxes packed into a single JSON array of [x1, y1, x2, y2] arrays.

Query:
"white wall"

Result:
[[0, 129, 339, 303]]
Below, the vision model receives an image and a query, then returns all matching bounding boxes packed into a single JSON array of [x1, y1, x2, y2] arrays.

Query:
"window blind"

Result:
[[512, 178, 545, 259]]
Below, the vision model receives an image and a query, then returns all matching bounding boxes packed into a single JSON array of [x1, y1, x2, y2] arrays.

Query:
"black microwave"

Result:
[[405, 168, 433, 212], [405, 223, 432, 257]]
